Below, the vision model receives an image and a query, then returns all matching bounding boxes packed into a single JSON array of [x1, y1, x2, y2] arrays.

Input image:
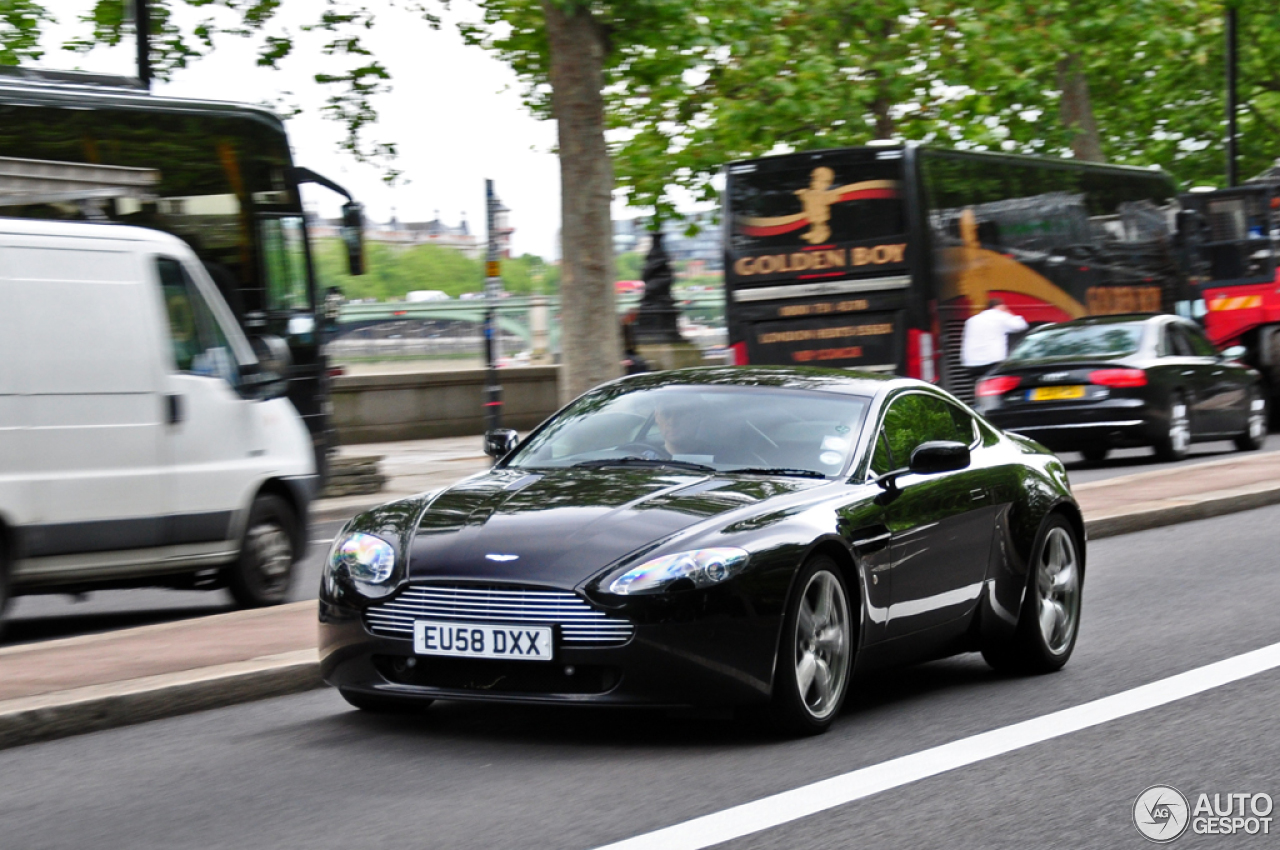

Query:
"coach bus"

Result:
[[722, 144, 1197, 400], [0, 67, 364, 476]]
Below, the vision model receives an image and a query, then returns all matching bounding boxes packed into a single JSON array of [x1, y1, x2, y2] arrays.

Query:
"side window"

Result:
[[1182, 324, 1219, 357], [878, 393, 971, 469], [870, 432, 893, 476], [1168, 325, 1195, 357], [945, 402, 979, 447], [260, 216, 310, 312], [1157, 326, 1174, 358], [158, 257, 240, 386]]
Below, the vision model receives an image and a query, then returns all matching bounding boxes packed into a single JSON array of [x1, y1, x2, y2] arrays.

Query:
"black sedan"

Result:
[[320, 367, 1084, 735], [976, 314, 1268, 463]]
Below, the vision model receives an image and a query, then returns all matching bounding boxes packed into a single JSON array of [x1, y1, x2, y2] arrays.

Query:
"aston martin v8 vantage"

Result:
[[320, 367, 1084, 735]]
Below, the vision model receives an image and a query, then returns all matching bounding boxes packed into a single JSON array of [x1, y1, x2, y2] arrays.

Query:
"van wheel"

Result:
[[226, 494, 297, 608], [0, 540, 10, 640]]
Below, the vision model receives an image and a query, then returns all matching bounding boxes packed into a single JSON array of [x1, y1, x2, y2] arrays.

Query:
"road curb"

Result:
[[0, 650, 322, 752], [1083, 481, 1280, 539]]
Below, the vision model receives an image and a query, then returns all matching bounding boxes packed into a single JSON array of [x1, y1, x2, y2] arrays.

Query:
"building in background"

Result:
[[310, 207, 515, 259]]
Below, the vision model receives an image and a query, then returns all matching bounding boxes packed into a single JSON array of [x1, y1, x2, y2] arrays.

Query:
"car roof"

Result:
[[1030, 313, 1163, 330], [603, 365, 938, 400]]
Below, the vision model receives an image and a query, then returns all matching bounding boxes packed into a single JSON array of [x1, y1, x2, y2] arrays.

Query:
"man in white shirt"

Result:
[[961, 297, 1028, 384]]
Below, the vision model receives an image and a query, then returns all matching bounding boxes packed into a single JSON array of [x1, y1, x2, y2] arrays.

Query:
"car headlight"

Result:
[[606, 547, 749, 595], [326, 532, 397, 598]]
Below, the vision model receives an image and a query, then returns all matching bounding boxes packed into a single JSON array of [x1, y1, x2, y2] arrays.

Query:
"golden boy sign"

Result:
[[733, 243, 906, 277]]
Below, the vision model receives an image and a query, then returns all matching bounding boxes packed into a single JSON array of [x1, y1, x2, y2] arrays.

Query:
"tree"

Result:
[[15, 0, 694, 401]]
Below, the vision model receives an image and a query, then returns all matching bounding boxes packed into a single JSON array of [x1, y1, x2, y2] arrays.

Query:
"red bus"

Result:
[[723, 144, 1197, 399]]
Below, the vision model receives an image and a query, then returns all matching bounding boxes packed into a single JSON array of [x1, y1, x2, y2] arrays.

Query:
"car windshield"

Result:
[[1008, 323, 1145, 360], [506, 384, 871, 477]]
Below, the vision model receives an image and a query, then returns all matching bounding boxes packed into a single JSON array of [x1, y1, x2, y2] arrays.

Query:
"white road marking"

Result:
[[595, 641, 1280, 850]]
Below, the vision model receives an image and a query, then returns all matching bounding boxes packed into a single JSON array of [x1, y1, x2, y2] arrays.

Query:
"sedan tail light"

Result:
[[976, 375, 1022, 396], [1089, 368, 1147, 388]]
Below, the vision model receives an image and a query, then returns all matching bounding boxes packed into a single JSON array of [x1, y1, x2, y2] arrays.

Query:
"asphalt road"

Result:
[[3, 503, 1279, 848], [6, 432, 1279, 644]]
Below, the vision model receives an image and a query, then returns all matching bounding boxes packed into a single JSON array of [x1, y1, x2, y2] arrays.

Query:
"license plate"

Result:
[[1029, 385, 1086, 401], [413, 621, 553, 661]]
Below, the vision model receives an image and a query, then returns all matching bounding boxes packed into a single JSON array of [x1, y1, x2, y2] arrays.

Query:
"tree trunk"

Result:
[[542, 1, 621, 403], [1056, 53, 1104, 162]]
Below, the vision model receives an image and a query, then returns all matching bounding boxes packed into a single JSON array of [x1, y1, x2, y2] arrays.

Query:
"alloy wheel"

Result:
[[793, 570, 852, 719], [1035, 526, 1080, 656], [1168, 402, 1190, 455]]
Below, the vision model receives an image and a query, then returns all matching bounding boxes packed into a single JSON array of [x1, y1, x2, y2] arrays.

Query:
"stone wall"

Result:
[[331, 366, 561, 443]]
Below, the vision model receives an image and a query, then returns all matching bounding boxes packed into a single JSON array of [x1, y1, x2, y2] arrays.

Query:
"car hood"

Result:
[[406, 466, 821, 586]]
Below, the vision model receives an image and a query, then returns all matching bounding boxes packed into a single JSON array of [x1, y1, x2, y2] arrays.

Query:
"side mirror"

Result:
[[909, 441, 971, 475], [242, 334, 292, 400], [484, 428, 519, 460], [341, 201, 366, 277], [1222, 345, 1247, 362]]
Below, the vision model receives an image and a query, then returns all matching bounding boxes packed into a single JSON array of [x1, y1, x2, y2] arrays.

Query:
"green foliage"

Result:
[[0, 0, 54, 65], [312, 238, 553, 300], [615, 251, 644, 280]]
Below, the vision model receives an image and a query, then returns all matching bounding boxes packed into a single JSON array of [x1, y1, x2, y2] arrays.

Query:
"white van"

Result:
[[0, 219, 317, 627]]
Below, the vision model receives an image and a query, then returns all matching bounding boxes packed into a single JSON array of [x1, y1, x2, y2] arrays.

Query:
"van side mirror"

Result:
[[341, 201, 366, 277], [484, 428, 519, 460], [241, 334, 292, 400]]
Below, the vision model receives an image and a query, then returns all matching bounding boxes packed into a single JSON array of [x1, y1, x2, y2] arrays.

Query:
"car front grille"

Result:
[[364, 584, 634, 647]]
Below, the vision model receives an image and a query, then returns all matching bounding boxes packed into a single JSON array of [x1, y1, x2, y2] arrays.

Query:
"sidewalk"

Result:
[[5, 441, 1280, 749]]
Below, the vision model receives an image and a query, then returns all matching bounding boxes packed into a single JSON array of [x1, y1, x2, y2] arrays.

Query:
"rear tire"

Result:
[[769, 555, 856, 736], [982, 515, 1083, 675], [1080, 445, 1108, 464], [1152, 393, 1190, 462], [226, 494, 297, 608], [339, 688, 433, 714], [1235, 387, 1268, 452]]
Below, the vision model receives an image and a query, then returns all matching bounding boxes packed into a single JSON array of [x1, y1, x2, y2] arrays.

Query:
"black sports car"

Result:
[[320, 367, 1084, 735], [975, 314, 1268, 463]]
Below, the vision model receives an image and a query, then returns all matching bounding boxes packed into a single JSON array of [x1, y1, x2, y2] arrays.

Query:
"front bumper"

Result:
[[319, 593, 780, 709]]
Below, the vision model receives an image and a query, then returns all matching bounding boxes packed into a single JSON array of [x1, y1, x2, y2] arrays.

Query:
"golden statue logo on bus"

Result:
[[738, 167, 899, 245]]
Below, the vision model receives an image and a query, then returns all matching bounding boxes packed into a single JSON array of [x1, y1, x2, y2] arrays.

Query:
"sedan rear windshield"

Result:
[[1008, 323, 1145, 361], [507, 385, 871, 477]]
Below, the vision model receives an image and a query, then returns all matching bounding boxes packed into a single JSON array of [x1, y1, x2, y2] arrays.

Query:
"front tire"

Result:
[[226, 494, 297, 608], [1153, 393, 1190, 462], [769, 555, 856, 736], [1235, 388, 1268, 452], [982, 515, 1083, 674]]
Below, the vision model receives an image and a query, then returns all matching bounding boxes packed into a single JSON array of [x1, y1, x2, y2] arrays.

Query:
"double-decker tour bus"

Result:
[[1179, 170, 1280, 406], [723, 144, 1197, 400], [0, 67, 364, 477]]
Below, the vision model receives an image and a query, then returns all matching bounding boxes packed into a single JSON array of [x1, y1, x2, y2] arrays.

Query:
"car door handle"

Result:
[[166, 393, 184, 425], [1212, 370, 1224, 376], [1181, 370, 1194, 376]]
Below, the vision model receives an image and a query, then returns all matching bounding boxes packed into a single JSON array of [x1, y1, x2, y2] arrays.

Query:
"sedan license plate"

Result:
[[1029, 385, 1086, 401], [413, 621, 553, 661]]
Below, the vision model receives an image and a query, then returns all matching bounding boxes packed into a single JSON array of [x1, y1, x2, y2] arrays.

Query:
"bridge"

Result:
[[333, 290, 725, 351]]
